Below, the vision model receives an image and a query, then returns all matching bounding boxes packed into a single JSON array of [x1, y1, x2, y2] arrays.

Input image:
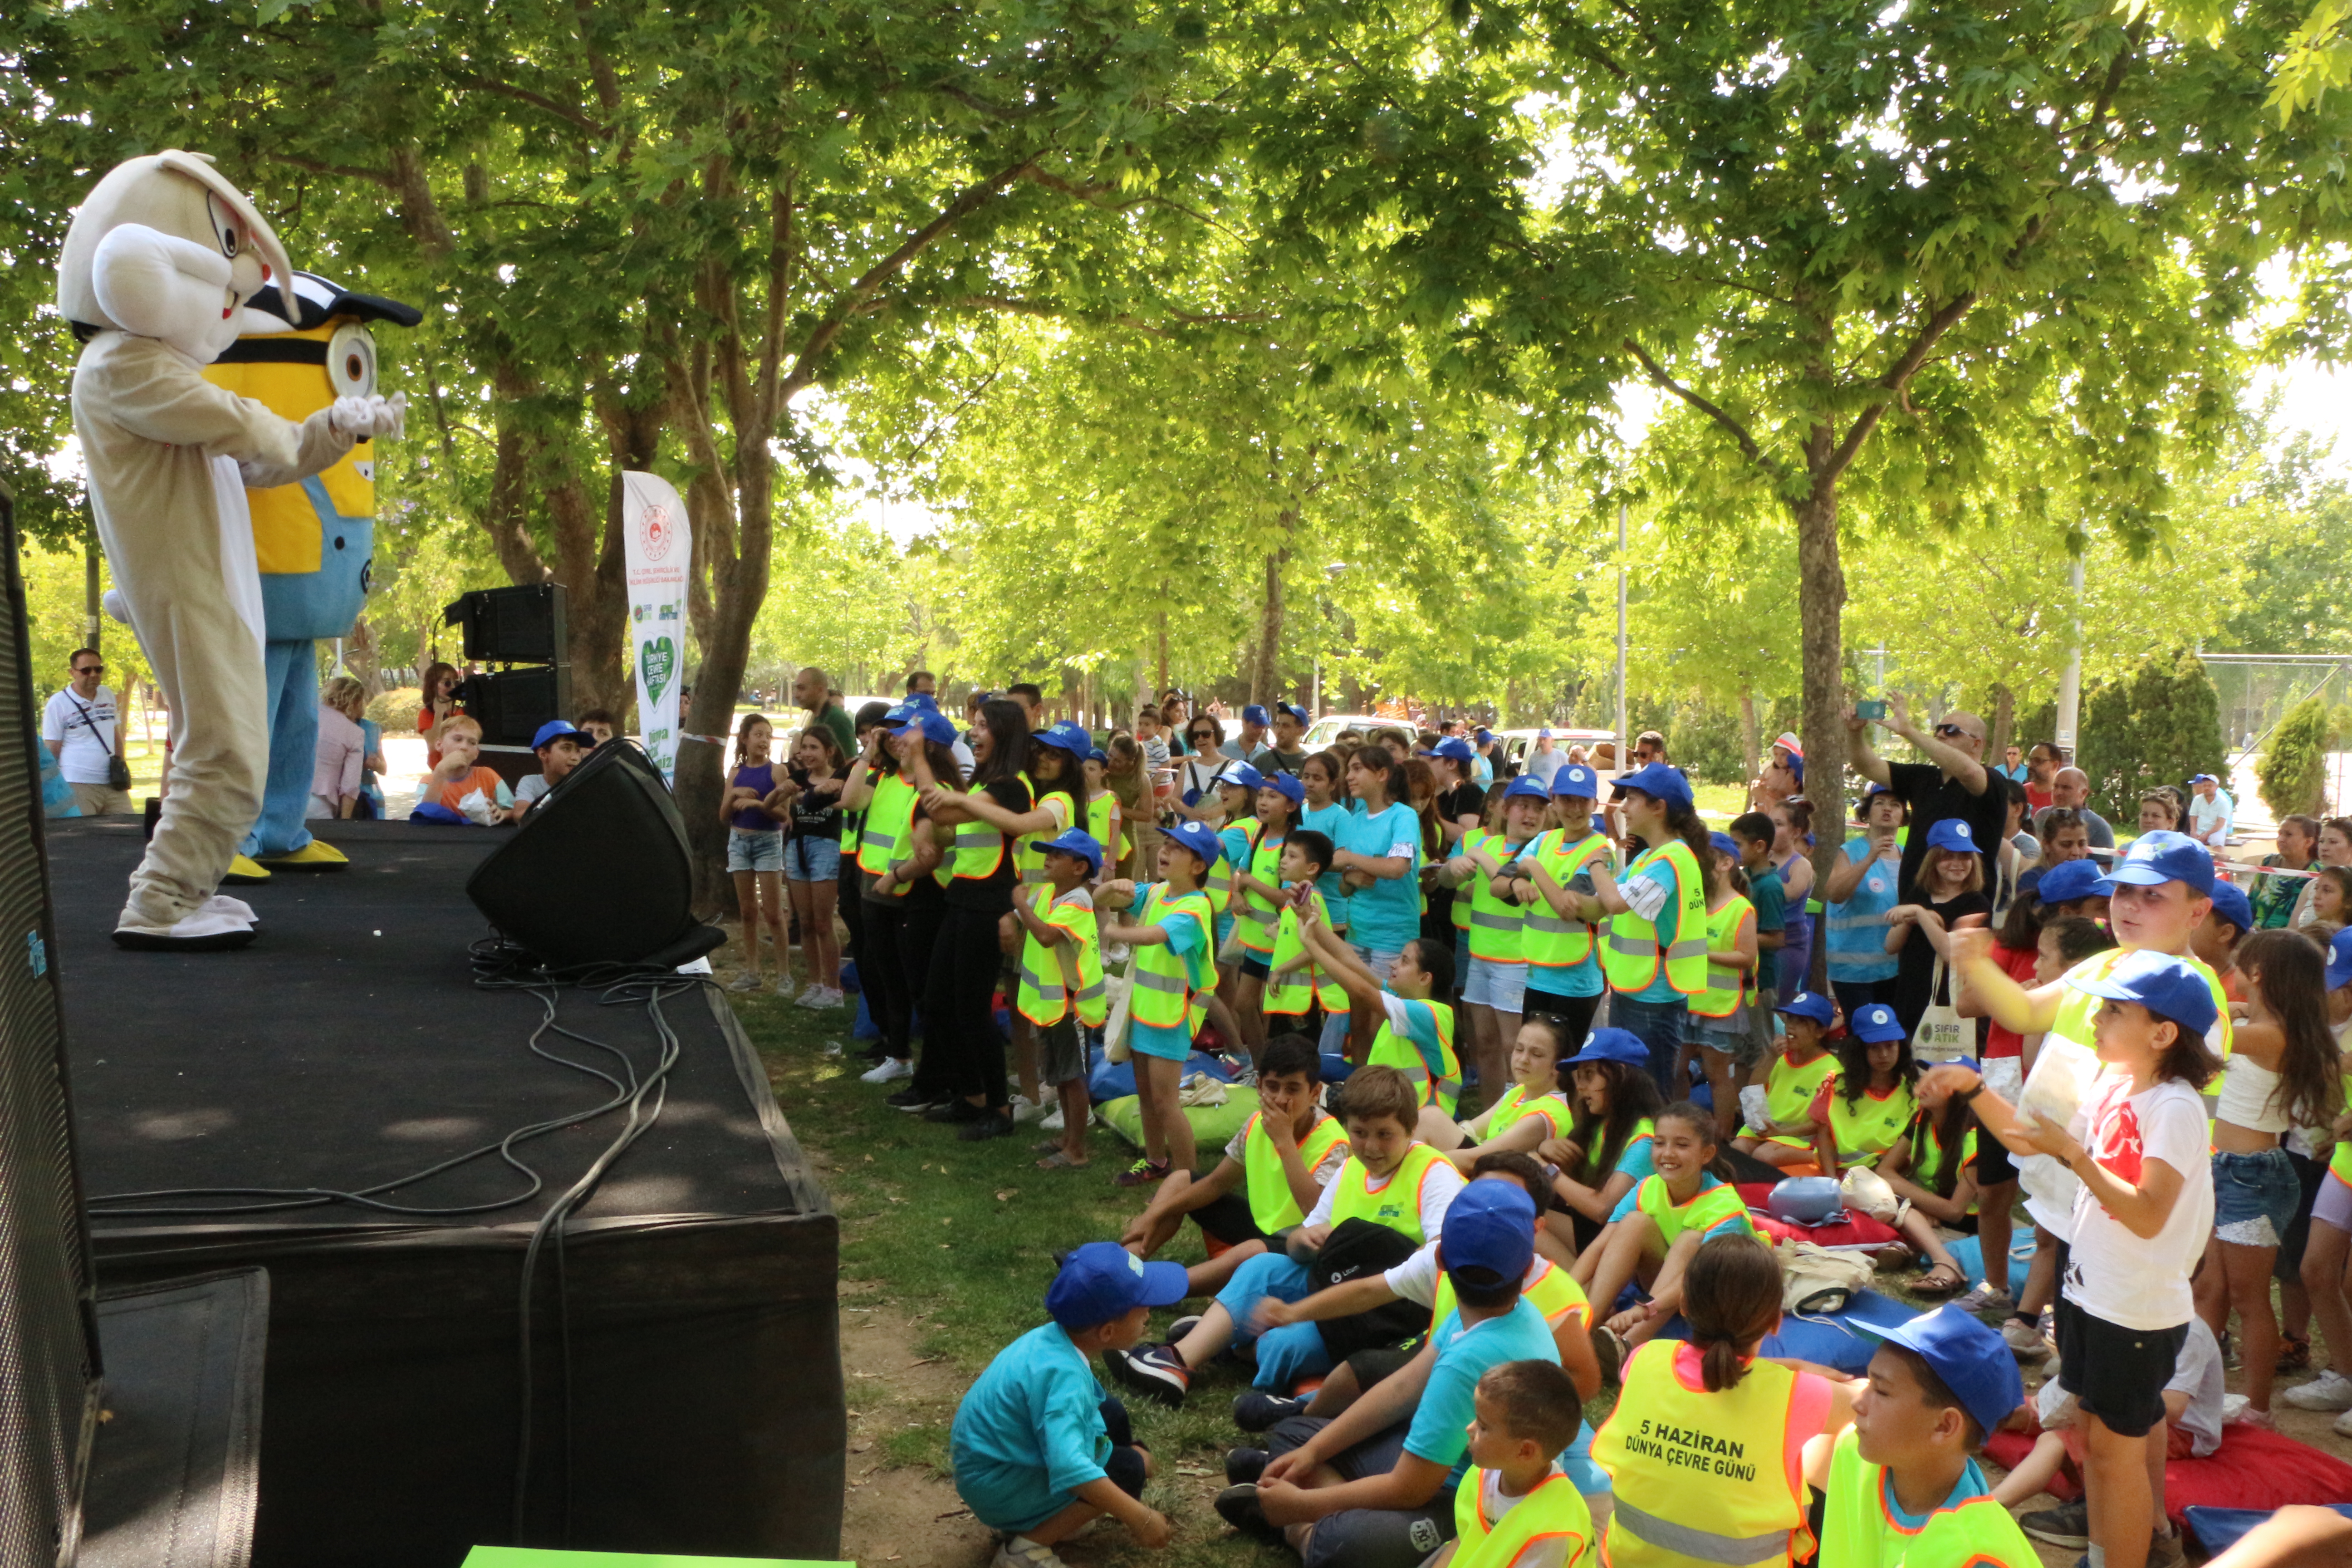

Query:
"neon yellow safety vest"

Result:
[[1433, 1253, 1590, 1335], [1370, 998, 1461, 1115], [1748, 1049, 1838, 1148], [1129, 884, 1216, 1031], [1902, 1112, 1978, 1210], [1266, 889, 1348, 1016], [2334, 1076, 2352, 1188], [1826, 1083, 1916, 1170], [948, 773, 1033, 885], [1452, 828, 1484, 937], [1240, 1110, 1352, 1232], [1595, 1342, 1814, 1568], [1013, 884, 1107, 1029], [1086, 790, 1128, 864], [856, 772, 918, 896], [1521, 828, 1613, 971], [1632, 1173, 1754, 1246], [1484, 1084, 1570, 1144], [1235, 825, 1286, 955], [1601, 840, 1710, 996], [1010, 772, 1055, 885], [1465, 834, 1534, 963], [1818, 1426, 2037, 1568], [1690, 896, 1755, 1020], [1326, 1143, 1451, 1244], [1451, 1466, 1596, 1568]]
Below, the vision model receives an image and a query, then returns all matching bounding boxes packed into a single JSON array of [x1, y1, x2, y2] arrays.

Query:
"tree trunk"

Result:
[[1250, 535, 1289, 708], [83, 523, 102, 654], [1987, 683, 2016, 767], [1156, 611, 1169, 695], [1795, 477, 1848, 992], [1738, 686, 1760, 801]]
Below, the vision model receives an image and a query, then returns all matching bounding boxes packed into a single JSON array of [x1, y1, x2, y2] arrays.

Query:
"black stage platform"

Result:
[[48, 817, 844, 1567]]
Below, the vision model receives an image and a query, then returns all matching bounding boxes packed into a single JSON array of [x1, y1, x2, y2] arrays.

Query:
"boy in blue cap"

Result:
[[510, 718, 587, 818], [1014, 829, 1109, 1171], [1099, 819, 1226, 1187], [1810, 1305, 2035, 1568], [952, 1243, 1178, 1568]]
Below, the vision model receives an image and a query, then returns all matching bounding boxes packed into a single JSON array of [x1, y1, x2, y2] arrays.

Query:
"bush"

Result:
[[368, 686, 422, 734], [1668, 703, 1749, 786], [2259, 695, 2330, 821], [2074, 650, 2228, 824]]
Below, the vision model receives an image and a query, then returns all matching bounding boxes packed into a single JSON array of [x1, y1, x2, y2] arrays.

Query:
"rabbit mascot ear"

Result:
[[57, 152, 391, 951]]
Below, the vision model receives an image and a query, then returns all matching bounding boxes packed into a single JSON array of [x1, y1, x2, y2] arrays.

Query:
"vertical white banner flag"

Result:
[[620, 471, 690, 783]]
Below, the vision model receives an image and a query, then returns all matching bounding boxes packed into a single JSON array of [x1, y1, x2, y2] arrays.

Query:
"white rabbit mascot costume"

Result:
[[57, 151, 403, 950]]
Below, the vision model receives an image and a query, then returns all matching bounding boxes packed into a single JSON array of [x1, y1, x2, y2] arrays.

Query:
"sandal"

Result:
[[2278, 1334, 2311, 1372], [1915, 1264, 1966, 1297], [1036, 1149, 1089, 1171]]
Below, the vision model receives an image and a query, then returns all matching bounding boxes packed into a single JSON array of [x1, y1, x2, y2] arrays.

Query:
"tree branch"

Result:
[[262, 151, 395, 188], [445, 69, 611, 139], [1621, 337, 1768, 469], [1818, 290, 1978, 484]]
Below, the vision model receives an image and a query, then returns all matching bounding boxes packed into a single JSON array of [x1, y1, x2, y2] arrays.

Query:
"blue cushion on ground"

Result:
[[1648, 1288, 1922, 1376], [2185, 1506, 2352, 1554], [1945, 1235, 2034, 1297], [1088, 1049, 1242, 1103]]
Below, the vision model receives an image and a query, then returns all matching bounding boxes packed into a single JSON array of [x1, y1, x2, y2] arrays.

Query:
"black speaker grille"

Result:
[[0, 488, 101, 1567]]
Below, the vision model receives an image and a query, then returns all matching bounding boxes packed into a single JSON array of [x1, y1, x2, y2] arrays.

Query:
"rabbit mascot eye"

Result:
[[57, 151, 404, 951]]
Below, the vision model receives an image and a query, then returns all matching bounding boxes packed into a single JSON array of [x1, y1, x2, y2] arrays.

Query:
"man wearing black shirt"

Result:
[[1847, 694, 2008, 902]]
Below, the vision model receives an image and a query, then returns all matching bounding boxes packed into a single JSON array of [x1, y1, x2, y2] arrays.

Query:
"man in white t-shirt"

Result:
[[2185, 774, 2234, 848], [42, 649, 132, 816]]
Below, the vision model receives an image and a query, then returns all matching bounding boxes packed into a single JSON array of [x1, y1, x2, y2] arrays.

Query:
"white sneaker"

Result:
[[860, 1058, 913, 1085], [2283, 1368, 2352, 1411], [1010, 1094, 1044, 1124], [2335, 1406, 2352, 1439], [1040, 1106, 1066, 1132], [994, 1538, 1068, 1568], [817, 985, 846, 1007], [727, 973, 760, 993]]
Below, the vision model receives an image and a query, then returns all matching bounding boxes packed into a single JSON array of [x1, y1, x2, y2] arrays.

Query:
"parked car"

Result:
[[1302, 713, 1390, 749], [1489, 727, 1619, 779]]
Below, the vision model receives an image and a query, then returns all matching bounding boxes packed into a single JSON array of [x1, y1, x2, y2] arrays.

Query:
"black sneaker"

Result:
[[2022, 1502, 2090, 1548], [1591, 1324, 1626, 1388], [958, 1112, 1015, 1142], [1231, 1391, 1308, 1433], [1215, 1483, 1279, 1539], [1225, 1447, 1270, 1485], [1103, 1343, 1191, 1406], [925, 1098, 989, 1124], [886, 1087, 941, 1111], [1167, 1313, 1203, 1343]]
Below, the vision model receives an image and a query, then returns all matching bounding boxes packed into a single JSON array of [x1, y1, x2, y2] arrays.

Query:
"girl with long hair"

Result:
[[718, 713, 790, 993], [1325, 745, 1426, 1061], [1103, 730, 1152, 878], [1770, 797, 1817, 997], [1565, 767, 1713, 1097], [1296, 751, 1352, 947], [1579, 1100, 1754, 1352], [1229, 775, 1304, 1059], [778, 725, 847, 1007], [1538, 1044, 1666, 1252], [1887, 821, 1993, 1039], [1812, 1007, 1918, 1176], [416, 660, 466, 769]]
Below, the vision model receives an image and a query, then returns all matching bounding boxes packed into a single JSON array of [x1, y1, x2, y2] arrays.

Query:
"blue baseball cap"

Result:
[[1848, 1002, 1906, 1043], [2067, 948, 2219, 1037], [1550, 764, 1599, 800], [1537, 727, 1554, 738], [1030, 720, 1091, 757], [1611, 760, 1694, 812], [1045, 1241, 1188, 1329], [2328, 927, 2352, 991], [1503, 774, 1552, 804], [1277, 703, 1309, 726], [531, 720, 587, 750], [906, 692, 942, 711], [1709, 830, 1741, 859], [2035, 858, 2114, 906], [1475, 728, 1494, 743], [1088, 747, 1108, 764], [1563, 1028, 1649, 1068], [1437, 1181, 1536, 1283], [2205, 880, 2254, 934], [2190, 774, 2217, 785], [1878, 1305, 2025, 1438], [2107, 829, 2215, 895], [1164, 819, 1225, 870], [892, 710, 958, 748], [1038, 828, 1105, 875], [1243, 704, 1272, 726], [1433, 736, 1476, 763], [1263, 771, 1305, 804], [1776, 990, 1835, 1026], [1924, 818, 1978, 854], [1220, 762, 1265, 793]]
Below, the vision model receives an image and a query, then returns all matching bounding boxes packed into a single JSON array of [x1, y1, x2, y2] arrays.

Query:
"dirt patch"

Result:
[[839, 1284, 997, 1568]]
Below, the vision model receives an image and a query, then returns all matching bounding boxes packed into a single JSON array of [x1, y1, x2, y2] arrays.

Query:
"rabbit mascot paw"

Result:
[[57, 150, 402, 950]]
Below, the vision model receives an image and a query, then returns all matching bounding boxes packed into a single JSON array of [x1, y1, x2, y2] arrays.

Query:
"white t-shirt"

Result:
[[2060, 1074, 2214, 1331], [42, 686, 120, 785], [1303, 1147, 1465, 1238], [1382, 1238, 1553, 1305], [2186, 790, 2233, 846], [2168, 1316, 2225, 1457], [514, 774, 553, 806]]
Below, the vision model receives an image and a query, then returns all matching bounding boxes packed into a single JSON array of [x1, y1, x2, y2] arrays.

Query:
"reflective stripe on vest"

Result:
[[1690, 898, 1754, 1019], [1750, 1050, 1838, 1146], [1325, 1143, 1449, 1243], [1236, 826, 1285, 951], [1522, 829, 1612, 969], [1266, 890, 1348, 1014], [1633, 1173, 1751, 1245], [1130, 886, 1214, 1029], [1594, 1342, 1811, 1568], [1599, 840, 1709, 996], [856, 773, 919, 892], [951, 774, 1033, 882], [1241, 1111, 1351, 1233], [1369, 1000, 1460, 1115], [1465, 834, 1532, 962], [1014, 885, 1107, 1028]]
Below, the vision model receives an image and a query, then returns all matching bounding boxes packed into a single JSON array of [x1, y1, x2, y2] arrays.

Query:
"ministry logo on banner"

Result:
[[621, 470, 691, 783]]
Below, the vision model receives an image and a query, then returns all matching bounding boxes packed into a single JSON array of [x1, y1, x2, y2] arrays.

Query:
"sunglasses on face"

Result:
[[74, 664, 103, 675], [1934, 724, 1977, 740]]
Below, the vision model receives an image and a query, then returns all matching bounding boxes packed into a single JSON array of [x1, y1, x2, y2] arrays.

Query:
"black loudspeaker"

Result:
[[0, 478, 104, 1565], [465, 740, 722, 967], [452, 665, 573, 746], [442, 583, 566, 664]]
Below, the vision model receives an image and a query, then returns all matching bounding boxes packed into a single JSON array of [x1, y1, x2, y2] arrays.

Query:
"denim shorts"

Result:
[[727, 828, 784, 874], [1693, 1020, 1763, 1068], [1461, 956, 1528, 1013], [2213, 1146, 2303, 1247], [785, 833, 840, 881]]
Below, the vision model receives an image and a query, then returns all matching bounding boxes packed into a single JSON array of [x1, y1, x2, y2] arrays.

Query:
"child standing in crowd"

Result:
[[1447, 774, 1549, 1106], [1726, 808, 1788, 1006], [2281, 926, 2352, 1432], [1507, 764, 1611, 1047], [1923, 949, 2220, 1568], [1328, 747, 1426, 1061], [1264, 832, 1344, 1029], [1083, 746, 1127, 882], [1734, 990, 1841, 1168], [951, 1243, 1176, 1568], [779, 724, 847, 1007], [720, 713, 789, 994], [1230, 771, 1303, 1059], [1771, 798, 1818, 1000], [1568, 762, 1710, 1098], [1099, 820, 1226, 1187], [1687, 830, 1760, 1142], [1015, 830, 1111, 1172], [1887, 819, 1991, 1042]]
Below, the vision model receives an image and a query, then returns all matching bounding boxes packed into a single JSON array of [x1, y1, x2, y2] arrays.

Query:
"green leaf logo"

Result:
[[641, 636, 676, 706]]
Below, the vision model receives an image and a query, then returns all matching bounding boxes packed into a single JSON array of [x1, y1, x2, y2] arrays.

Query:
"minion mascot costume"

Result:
[[57, 151, 405, 950], [205, 271, 421, 880]]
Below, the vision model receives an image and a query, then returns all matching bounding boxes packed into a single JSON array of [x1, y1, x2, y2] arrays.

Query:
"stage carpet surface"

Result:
[[48, 817, 844, 1568]]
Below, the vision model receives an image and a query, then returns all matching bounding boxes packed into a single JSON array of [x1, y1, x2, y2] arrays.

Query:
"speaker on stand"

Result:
[[444, 584, 573, 784]]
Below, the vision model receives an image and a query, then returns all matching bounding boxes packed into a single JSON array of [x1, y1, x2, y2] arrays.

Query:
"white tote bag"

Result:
[[1910, 955, 1970, 1063]]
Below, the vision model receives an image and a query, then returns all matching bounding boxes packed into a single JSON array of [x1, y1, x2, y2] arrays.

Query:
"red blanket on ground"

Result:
[[1735, 1182, 1904, 1248], [1984, 1423, 2352, 1531]]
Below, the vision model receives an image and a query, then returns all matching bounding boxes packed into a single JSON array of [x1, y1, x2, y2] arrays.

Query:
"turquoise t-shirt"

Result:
[[1128, 883, 1210, 1062], [1621, 853, 1686, 1004], [1337, 801, 1425, 954], [1886, 1456, 1994, 1529], [1215, 823, 1254, 948], [1746, 865, 1786, 938], [951, 1322, 1113, 1532], [1607, 1170, 1745, 1240], [1406, 1296, 1560, 1486], [1300, 802, 1354, 927]]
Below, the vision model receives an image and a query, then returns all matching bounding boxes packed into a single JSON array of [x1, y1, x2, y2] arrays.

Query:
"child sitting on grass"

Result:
[[1576, 1099, 1756, 1361], [1424, 1014, 1575, 1170], [413, 715, 512, 823], [1424, 1361, 1597, 1568], [1734, 990, 1841, 1168], [1118, 1034, 1350, 1292], [950, 1243, 1177, 1568]]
